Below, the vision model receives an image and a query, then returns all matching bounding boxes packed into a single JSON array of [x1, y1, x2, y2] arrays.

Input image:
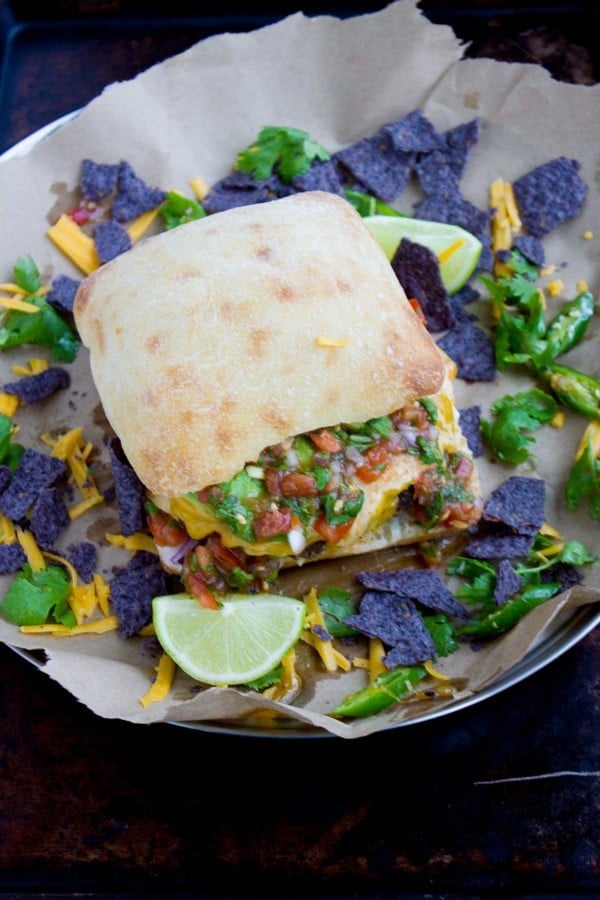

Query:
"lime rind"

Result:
[[152, 593, 306, 686], [364, 214, 482, 295]]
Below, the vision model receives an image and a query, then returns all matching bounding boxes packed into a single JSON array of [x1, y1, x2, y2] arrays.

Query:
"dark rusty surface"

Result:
[[0, 3, 599, 896]]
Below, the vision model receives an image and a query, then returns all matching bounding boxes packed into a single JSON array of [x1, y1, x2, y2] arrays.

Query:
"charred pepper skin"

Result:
[[330, 664, 426, 718]]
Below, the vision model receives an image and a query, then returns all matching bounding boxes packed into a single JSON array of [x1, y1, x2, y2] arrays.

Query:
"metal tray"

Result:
[[1, 35, 599, 737]]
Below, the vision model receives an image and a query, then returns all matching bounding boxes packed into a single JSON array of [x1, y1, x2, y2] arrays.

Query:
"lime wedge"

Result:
[[364, 214, 482, 294], [152, 593, 306, 686]]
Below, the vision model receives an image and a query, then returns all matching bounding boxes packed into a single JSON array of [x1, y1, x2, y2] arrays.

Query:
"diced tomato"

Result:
[[205, 535, 246, 573], [254, 507, 293, 539], [355, 441, 390, 483], [408, 297, 427, 326], [264, 467, 283, 498], [147, 509, 188, 546], [185, 571, 219, 609], [309, 429, 343, 453], [197, 485, 222, 503], [313, 515, 354, 543], [68, 206, 91, 225], [280, 472, 318, 497]]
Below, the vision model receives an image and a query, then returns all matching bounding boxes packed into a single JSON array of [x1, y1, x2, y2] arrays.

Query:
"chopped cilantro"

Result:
[[1, 563, 74, 627], [236, 126, 330, 183], [317, 587, 358, 638], [480, 388, 557, 464], [0, 257, 80, 362], [0, 413, 24, 471], [422, 613, 458, 657]]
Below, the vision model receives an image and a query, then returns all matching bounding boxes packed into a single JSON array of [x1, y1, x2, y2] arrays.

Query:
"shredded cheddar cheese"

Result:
[[546, 279, 564, 297], [21, 615, 119, 636], [47, 214, 100, 274], [315, 336, 350, 347], [540, 522, 562, 539], [0, 295, 41, 314], [16, 527, 46, 572], [126, 206, 163, 243], [0, 393, 19, 416], [11, 357, 48, 376], [437, 238, 465, 265], [490, 179, 522, 278], [577, 279, 589, 293], [302, 587, 350, 672], [189, 176, 210, 200], [139, 652, 176, 708], [106, 532, 158, 554], [44, 427, 104, 518], [424, 660, 450, 681], [583, 230, 594, 240], [368, 636, 387, 681], [551, 411, 566, 428], [0, 514, 16, 544]]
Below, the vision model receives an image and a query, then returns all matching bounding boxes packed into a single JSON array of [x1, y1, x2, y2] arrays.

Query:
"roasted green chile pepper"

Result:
[[330, 665, 426, 718], [538, 361, 600, 420], [539, 291, 595, 364], [459, 584, 560, 639]]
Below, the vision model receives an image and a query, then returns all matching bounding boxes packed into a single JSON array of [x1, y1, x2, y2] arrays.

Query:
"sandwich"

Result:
[[74, 190, 483, 605]]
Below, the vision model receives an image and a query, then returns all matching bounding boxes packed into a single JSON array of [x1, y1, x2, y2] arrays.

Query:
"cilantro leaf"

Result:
[[0, 413, 24, 471], [422, 613, 458, 657], [13, 254, 41, 294], [236, 126, 330, 183], [318, 587, 358, 638], [1, 564, 74, 627], [480, 388, 557, 464], [0, 295, 80, 362]]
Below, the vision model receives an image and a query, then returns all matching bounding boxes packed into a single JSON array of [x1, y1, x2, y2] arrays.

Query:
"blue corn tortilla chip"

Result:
[[441, 118, 482, 180], [493, 559, 523, 606], [0, 542, 27, 574], [109, 551, 169, 638], [0, 465, 12, 494], [30, 486, 70, 550], [3, 367, 70, 405], [512, 156, 587, 238], [414, 150, 460, 198], [80, 159, 120, 201], [512, 235, 546, 268], [94, 219, 132, 264], [541, 561, 583, 592], [458, 406, 484, 458], [0, 449, 67, 520], [345, 591, 437, 665], [390, 238, 456, 333], [290, 159, 345, 195], [111, 161, 167, 223], [483, 476, 545, 536], [413, 192, 494, 272], [382, 109, 444, 154], [333, 130, 412, 203], [47, 274, 81, 315], [437, 321, 496, 382], [356, 567, 469, 619], [202, 171, 276, 214], [107, 437, 146, 537], [464, 532, 534, 560], [67, 541, 97, 584]]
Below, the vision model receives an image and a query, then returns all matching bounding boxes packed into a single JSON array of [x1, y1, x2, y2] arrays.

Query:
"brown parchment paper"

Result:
[[0, 0, 599, 739]]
